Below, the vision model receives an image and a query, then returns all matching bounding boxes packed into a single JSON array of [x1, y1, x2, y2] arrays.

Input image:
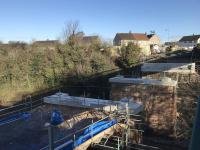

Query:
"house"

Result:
[[147, 34, 161, 53], [68, 31, 100, 47], [178, 34, 200, 50], [32, 40, 60, 49], [113, 32, 150, 56], [74, 32, 100, 47], [164, 41, 179, 51], [78, 36, 100, 46], [164, 42, 177, 47]]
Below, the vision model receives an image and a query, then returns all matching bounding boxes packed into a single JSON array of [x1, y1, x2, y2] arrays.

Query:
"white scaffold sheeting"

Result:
[[43, 92, 143, 114]]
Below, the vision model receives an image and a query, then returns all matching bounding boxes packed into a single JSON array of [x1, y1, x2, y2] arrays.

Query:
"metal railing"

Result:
[[0, 98, 43, 119], [39, 116, 110, 150]]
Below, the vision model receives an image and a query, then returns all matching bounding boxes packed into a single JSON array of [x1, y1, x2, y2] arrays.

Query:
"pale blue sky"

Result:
[[0, 0, 199, 43]]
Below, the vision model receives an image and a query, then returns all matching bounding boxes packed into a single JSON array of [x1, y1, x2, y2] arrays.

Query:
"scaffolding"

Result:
[[90, 103, 160, 150]]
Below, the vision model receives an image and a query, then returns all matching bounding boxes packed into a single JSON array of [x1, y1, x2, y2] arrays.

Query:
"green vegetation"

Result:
[[0, 22, 145, 105], [194, 43, 200, 50], [0, 23, 116, 105], [118, 43, 141, 68], [166, 46, 172, 52]]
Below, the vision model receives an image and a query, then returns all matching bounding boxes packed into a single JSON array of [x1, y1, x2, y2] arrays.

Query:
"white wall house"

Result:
[[178, 35, 200, 50], [113, 33, 151, 56]]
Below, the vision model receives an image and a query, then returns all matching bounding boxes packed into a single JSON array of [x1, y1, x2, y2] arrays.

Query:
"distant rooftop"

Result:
[[179, 35, 200, 42], [80, 36, 99, 44], [32, 40, 59, 45], [165, 42, 177, 46], [114, 33, 149, 41]]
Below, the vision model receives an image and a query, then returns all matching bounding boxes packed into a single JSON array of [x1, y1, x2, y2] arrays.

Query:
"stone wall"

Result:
[[141, 72, 200, 138], [110, 83, 176, 136]]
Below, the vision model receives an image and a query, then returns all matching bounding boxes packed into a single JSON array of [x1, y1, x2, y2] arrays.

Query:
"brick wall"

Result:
[[110, 83, 176, 136]]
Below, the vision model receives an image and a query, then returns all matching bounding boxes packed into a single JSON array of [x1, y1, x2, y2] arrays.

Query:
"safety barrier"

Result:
[[0, 112, 31, 126], [0, 98, 43, 119], [40, 116, 115, 150]]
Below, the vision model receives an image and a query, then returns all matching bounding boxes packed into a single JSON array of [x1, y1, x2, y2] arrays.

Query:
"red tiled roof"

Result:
[[115, 33, 149, 41], [132, 33, 149, 41]]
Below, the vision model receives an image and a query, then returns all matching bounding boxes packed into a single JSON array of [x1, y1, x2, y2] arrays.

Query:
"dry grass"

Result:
[[0, 83, 49, 106]]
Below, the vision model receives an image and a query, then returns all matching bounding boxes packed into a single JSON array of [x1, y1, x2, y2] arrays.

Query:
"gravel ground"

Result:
[[0, 104, 92, 150]]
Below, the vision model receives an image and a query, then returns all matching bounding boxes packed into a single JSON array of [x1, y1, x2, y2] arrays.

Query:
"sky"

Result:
[[0, 0, 199, 43]]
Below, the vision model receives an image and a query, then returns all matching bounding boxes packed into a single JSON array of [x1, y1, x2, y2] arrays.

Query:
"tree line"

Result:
[[0, 22, 142, 104], [0, 22, 117, 104]]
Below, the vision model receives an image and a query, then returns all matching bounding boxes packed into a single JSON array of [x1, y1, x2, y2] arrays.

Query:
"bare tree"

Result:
[[63, 20, 80, 42]]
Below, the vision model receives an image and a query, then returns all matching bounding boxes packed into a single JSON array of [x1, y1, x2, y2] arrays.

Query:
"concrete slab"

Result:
[[44, 93, 144, 115], [141, 63, 195, 73], [109, 76, 177, 86]]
